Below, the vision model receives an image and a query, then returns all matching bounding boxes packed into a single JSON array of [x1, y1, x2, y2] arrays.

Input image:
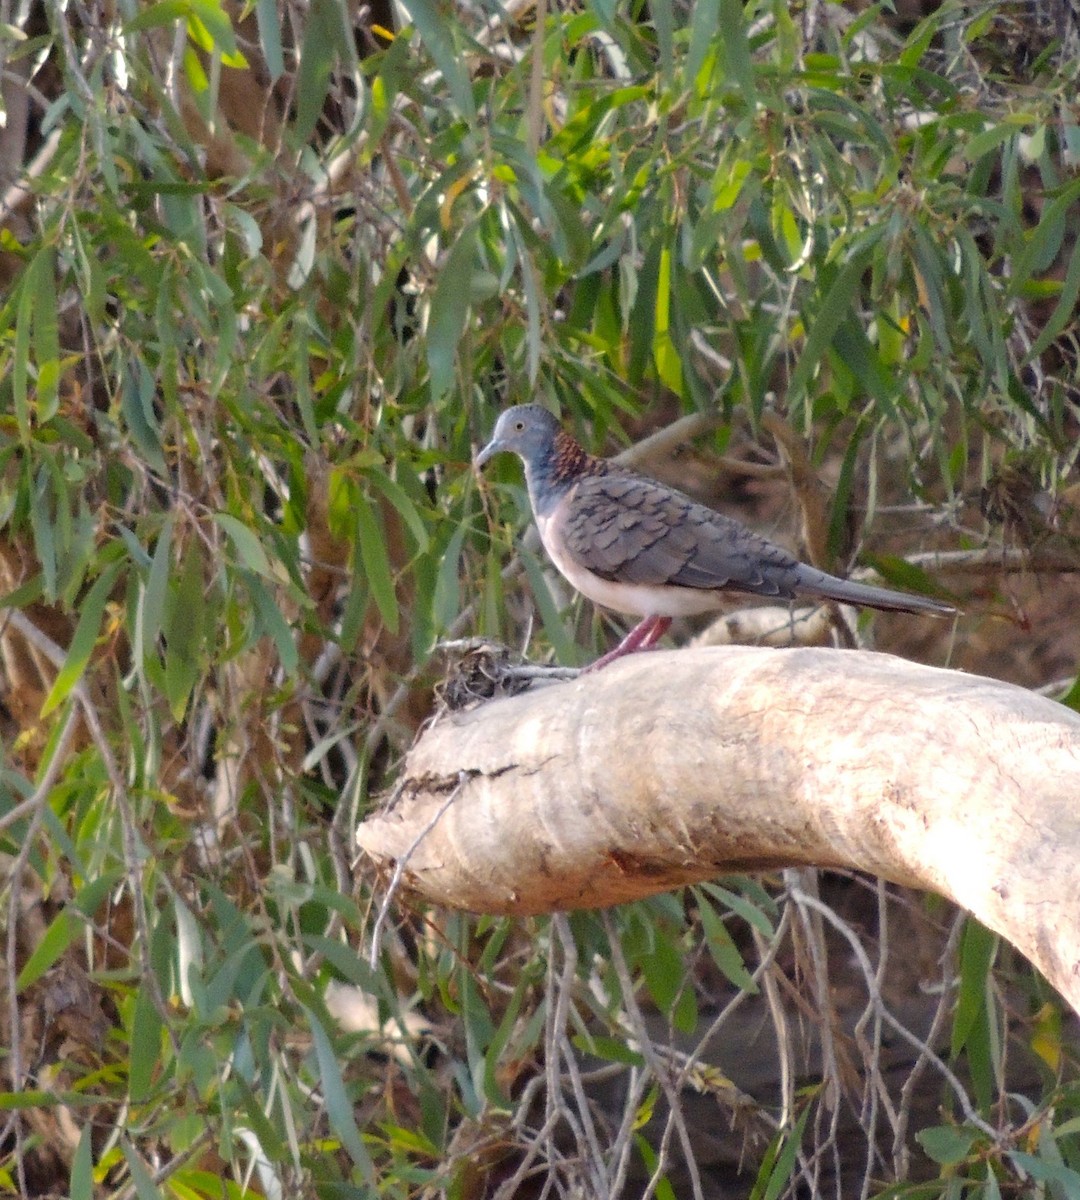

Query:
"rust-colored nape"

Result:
[[550, 429, 604, 486]]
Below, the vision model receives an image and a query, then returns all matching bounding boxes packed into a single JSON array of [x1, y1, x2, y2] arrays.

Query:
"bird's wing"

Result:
[[556, 471, 803, 598]]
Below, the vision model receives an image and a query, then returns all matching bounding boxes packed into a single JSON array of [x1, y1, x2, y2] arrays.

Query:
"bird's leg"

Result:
[[584, 615, 672, 672], [635, 615, 672, 650]]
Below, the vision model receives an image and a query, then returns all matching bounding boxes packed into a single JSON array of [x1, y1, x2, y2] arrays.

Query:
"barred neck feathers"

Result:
[[527, 429, 607, 516]]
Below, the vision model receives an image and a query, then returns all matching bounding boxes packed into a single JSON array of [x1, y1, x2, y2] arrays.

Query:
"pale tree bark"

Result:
[[357, 646, 1080, 1015]]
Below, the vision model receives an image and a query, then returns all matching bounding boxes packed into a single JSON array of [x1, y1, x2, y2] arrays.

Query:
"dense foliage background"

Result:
[[1, 0, 1080, 1195]]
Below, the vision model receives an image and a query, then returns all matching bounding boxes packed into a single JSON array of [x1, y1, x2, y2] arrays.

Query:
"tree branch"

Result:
[[356, 647, 1080, 1015]]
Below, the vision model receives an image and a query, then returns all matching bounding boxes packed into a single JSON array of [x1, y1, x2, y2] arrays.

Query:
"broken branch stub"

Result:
[[356, 646, 1080, 1015]]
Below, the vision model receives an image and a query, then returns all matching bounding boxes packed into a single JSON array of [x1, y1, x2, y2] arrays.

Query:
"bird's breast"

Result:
[[534, 512, 725, 618]]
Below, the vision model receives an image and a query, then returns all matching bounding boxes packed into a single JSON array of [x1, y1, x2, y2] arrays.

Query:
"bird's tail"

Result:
[[798, 570, 957, 617]]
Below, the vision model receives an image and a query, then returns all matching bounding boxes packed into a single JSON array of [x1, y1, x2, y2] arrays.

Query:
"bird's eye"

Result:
[[514, 420, 525, 431]]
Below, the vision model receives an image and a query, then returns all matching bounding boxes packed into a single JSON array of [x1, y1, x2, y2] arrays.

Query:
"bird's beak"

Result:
[[474, 437, 502, 469]]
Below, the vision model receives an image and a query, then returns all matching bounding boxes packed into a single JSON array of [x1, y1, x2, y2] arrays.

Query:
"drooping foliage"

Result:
[[0, 0, 1079, 1194]]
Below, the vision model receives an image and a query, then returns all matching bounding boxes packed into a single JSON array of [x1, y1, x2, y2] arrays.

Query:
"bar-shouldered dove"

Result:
[[476, 405, 955, 668]]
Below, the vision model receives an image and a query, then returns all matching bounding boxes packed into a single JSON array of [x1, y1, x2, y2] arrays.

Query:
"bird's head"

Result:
[[475, 404, 561, 470]]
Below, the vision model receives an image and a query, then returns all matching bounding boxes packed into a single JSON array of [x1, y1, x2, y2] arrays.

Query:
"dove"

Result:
[[477, 405, 954, 667]]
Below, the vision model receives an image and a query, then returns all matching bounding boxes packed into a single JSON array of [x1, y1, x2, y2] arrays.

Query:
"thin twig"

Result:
[[601, 911, 708, 1200], [2, 611, 180, 1040], [892, 910, 966, 1167], [539, 918, 596, 1191], [854, 881, 898, 1200], [788, 884, 999, 1141], [3, 699, 81, 1197], [551, 915, 608, 1194], [906, 546, 1080, 574], [367, 774, 467, 969], [0, 127, 62, 223], [526, 0, 547, 154], [753, 920, 796, 1133], [0, 704, 80, 837]]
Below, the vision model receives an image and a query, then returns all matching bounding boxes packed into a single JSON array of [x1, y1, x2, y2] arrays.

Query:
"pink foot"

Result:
[[583, 616, 672, 672]]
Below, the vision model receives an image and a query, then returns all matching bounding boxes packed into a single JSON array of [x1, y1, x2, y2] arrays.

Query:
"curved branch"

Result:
[[357, 647, 1080, 1015], [908, 546, 1080, 574]]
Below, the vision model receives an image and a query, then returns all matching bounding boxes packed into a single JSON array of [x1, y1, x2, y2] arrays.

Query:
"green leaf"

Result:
[[140, 515, 174, 663], [16, 909, 79, 991], [635, 1133, 677, 1200], [123, 0, 193, 33], [41, 562, 123, 717], [398, 0, 476, 119], [214, 512, 274, 578], [365, 467, 430, 552], [787, 233, 882, 410], [13, 248, 49, 442], [0, 1090, 69, 1109], [950, 918, 999, 1109], [830, 318, 895, 411], [1008, 1152, 1080, 1200], [72, 870, 123, 918], [129, 981, 163, 1103], [70, 1124, 94, 1200], [246, 573, 300, 674], [634, 924, 684, 1014], [517, 234, 544, 386], [121, 358, 167, 474], [1011, 178, 1080, 293], [951, 918, 997, 1056], [30, 244, 60, 422], [255, 0, 285, 78], [382, 1123, 440, 1155], [481, 966, 532, 1108], [1026, 224, 1080, 359], [1058, 672, 1080, 713], [302, 935, 378, 990], [955, 227, 996, 368], [305, 1006, 376, 1180], [0, 573, 44, 610], [699, 881, 776, 937], [911, 222, 951, 352], [234, 1076, 285, 1162], [628, 237, 661, 387], [337, 562, 369, 653], [652, 0, 673, 82], [963, 122, 1018, 162], [672, 978, 698, 1036], [427, 222, 478, 402], [354, 492, 399, 634], [916, 1124, 980, 1166], [460, 967, 495, 1092], [519, 544, 582, 666], [187, 0, 244, 59], [828, 418, 866, 561], [574, 1034, 646, 1066], [163, 534, 205, 721], [983, 1162, 1004, 1200], [120, 1137, 166, 1200], [749, 1103, 811, 1200], [293, 0, 342, 143], [860, 554, 953, 604], [717, 0, 755, 101], [653, 244, 683, 394], [696, 891, 758, 993], [433, 518, 469, 635], [28, 463, 58, 600]]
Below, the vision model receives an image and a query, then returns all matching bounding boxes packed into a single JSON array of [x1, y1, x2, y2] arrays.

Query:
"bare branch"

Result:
[[357, 646, 1080, 1015]]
